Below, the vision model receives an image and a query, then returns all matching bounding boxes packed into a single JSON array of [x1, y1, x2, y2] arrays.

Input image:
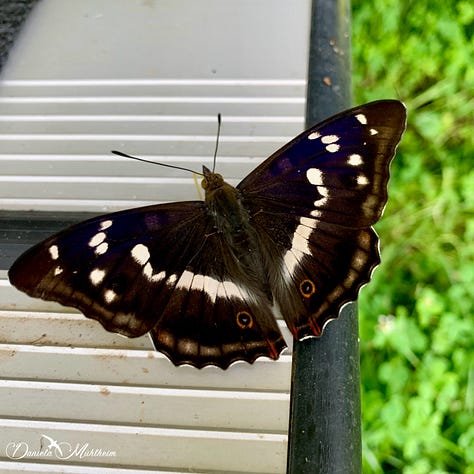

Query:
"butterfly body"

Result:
[[9, 100, 406, 369]]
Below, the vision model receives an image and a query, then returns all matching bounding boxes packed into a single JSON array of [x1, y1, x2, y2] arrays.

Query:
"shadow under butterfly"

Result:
[[9, 100, 406, 369]]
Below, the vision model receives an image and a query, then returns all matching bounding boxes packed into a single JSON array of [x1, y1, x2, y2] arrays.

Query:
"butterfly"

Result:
[[9, 100, 406, 369]]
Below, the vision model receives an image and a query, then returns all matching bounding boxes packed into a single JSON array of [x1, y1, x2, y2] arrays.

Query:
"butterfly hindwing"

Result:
[[249, 210, 381, 339], [144, 214, 286, 368]]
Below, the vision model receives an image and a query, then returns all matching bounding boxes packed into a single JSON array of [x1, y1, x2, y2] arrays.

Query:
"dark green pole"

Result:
[[286, 0, 362, 473]]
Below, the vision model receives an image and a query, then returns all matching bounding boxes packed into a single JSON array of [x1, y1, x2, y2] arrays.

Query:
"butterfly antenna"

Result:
[[212, 113, 222, 173], [111, 150, 203, 176]]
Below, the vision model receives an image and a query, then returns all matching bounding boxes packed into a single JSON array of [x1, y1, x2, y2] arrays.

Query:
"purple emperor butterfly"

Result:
[[9, 100, 406, 369]]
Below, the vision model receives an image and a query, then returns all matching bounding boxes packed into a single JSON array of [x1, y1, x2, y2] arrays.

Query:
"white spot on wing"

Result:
[[203, 275, 219, 303], [190, 273, 204, 290], [160, 269, 253, 304], [95, 242, 108, 255], [222, 281, 240, 299], [321, 134, 339, 144], [283, 250, 300, 279], [314, 186, 329, 206], [174, 273, 237, 303], [143, 263, 152, 279], [143, 262, 165, 282], [292, 223, 313, 255], [167, 274, 177, 285], [355, 113, 367, 125], [282, 248, 306, 281], [89, 232, 106, 247], [348, 154, 363, 166], [300, 216, 318, 229], [104, 289, 117, 303], [175, 270, 194, 290], [214, 280, 253, 303], [307, 168, 329, 206], [307, 168, 323, 186], [131, 244, 150, 265], [283, 215, 316, 280], [370, 128, 378, 135], [155, 270, 166, 282], [188, 273, 219, 303], [308, 131, 321, 140], [90, 268, 106, 286], [226, 281, 252, 301], [295, 222, 313, 240], [53, 266, 63, 276], [290, 231, 310, 255], [357, 175, 369, 186], [99, 220, 113, 230], [325, 143, 340, 153], [49, 245, 59, 260]]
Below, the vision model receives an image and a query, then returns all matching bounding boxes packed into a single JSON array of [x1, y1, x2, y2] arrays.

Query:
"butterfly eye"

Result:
[[236, 311, 253, 329], [201, 178, 208, 190], [299, 279, 316, 298]]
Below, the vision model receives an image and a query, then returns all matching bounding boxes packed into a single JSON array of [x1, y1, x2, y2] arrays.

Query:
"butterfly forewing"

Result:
[[239, 100, 406, 226], [9, 203, 204, 336], [9, 100, 406, 369]]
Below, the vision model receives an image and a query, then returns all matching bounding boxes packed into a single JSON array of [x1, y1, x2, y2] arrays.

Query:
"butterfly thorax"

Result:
[[201, 166, 249, 235], [202, 167, 268, 286]]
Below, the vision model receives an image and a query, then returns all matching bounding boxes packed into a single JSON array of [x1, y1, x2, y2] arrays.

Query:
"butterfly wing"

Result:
[[238, 100, 406, 339], [9, 203, 286, 368]]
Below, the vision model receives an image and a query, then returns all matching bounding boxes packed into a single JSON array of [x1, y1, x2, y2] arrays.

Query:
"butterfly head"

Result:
[[201, 165, 225, 192]]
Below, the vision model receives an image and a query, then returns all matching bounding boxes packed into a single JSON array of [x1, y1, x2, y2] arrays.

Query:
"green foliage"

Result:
[[352, 0, 474, 471]]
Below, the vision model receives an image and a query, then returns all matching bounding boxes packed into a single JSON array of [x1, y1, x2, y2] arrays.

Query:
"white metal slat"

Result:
[[2, 419, 287, 473], [0, 1, 311, 472], [0, 78, 306, 96], [0, 380, 290, 432], [0, 155, 269, 178], [0, 133, 291, 155], [0, 117, 305, 136], [0, 99, 304, 116], [0, 343, 292, 392]]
